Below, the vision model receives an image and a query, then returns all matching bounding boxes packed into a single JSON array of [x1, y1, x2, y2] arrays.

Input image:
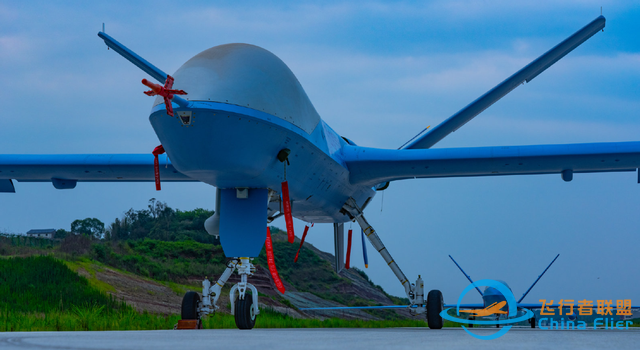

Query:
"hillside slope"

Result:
[[1, 227, 417, 321]]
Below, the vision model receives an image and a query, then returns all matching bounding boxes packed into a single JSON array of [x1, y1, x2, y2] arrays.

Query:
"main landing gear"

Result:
[[181, 257, 260, 329], [342, 198, 444, 329]]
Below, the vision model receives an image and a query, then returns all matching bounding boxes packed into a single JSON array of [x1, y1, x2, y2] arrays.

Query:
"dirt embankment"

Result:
[[77, 263, 305, 317], [72, 234, 417, 321]]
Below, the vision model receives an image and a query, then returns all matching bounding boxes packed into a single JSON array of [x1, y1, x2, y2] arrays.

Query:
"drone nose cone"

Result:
[[162, 43, 321, 134]]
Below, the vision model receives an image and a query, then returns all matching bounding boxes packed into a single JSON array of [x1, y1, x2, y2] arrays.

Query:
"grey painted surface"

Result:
[[0, 328, 638, 350]]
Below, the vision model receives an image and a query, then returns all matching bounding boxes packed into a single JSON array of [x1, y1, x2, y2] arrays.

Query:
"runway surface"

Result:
[[1, 328, 639, 349]]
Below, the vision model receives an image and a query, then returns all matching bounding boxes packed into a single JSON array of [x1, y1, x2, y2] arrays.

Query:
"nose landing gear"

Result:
[[180, 257, 260, 330], [234, 293, 256, 329]]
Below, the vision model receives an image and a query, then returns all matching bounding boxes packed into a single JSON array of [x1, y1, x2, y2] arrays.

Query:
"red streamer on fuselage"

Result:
[[294, 225, 311, 263], [266, 227, 286, 294], [345, 229, 353, 269], [281, 181, 294, 243], [152, 145, 165, 191]]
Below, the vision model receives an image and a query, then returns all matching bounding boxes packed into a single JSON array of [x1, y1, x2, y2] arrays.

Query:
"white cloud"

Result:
[[0, 35, 32, 62], [173, 3, 354, 34]]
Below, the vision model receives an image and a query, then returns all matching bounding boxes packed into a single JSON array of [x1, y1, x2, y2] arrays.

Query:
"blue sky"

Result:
[[1, 1, 640, 305]]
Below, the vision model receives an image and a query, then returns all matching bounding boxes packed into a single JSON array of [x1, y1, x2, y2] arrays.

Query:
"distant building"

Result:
[[26, 229, 56, 239]]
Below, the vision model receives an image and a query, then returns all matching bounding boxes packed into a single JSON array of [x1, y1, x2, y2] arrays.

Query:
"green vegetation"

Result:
[[71, 218, 105, 239], [0, 255, 428, 331], [2, 308, 428, 332], [1, 307, 179, 332], [91, 239, 227, 282], [0, 234, 55, 256], [64, 259, 116, 294], [105, 199, 217, 244], [205, 307, 428, 329], [0, 256, 125, 313], [1, 308, 429, 332], [258, 228, 409, 319], [0, 199, 428, 331]]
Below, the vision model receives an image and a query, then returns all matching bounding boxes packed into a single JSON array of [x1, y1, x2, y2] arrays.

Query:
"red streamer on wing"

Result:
[[345, 229, 353, 269], [142, 75, 187, 117], [294, 225, 311, 263], [152, 145, 165, 191], [281, 181, 294, 243], [266, 227, 286, 294]]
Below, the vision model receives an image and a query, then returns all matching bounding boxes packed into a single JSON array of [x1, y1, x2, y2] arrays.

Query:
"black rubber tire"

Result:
[[181, 291, 201, 320], [426, 289, 444, 329], [234, 295, 256, 330]]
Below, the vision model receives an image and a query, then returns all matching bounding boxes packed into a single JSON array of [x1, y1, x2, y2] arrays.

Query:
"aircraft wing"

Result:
[[446, 304, 484, 309], [302, 303, 486, 311], [0, 154, 195, 192], [517, 303, 640, 309], [343, 142, 640, 187], [402, 16, 605, 149], [300, 303, 640, 312]]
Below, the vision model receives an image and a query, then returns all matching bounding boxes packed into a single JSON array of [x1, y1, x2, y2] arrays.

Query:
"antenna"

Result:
[[102, 23, 109, 50], [398, 126, 430, 150], [449, 255, 483, 297], [517, 254, 560, 303]]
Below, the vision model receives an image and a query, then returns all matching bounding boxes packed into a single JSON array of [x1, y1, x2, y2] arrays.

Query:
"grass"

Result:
[[162, 281, 199, 297], [1, 307, 180, 332], [91, 239, 228, 283], [0, 251, 440, 332], [0, 228, 430, 331], [1, 307, 429, 332], [64, 259, 116, 294], [0, 256, 126, 314]]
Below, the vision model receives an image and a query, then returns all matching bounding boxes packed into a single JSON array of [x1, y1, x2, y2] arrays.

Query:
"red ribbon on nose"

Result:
[[281, 181, 294, 243], [152, 145, 165, 191], [142, 75, 187, 117]]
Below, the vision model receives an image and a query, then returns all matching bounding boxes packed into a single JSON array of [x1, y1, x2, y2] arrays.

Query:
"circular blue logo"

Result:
[[439, 279, 535, 340]]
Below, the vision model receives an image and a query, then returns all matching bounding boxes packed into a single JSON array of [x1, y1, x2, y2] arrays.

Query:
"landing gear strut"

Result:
[[530, 316, 536, 328], [342, 198, 444, 329], [181, 257, 260, 330]]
